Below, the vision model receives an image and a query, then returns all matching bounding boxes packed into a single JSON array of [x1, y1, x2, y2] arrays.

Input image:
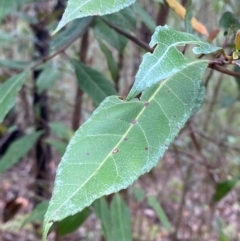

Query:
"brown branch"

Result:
[[209, 64, 240, 78], [101, 18, 154, 53], [30, 18, 93, 71], [71, 31, 89, 130]]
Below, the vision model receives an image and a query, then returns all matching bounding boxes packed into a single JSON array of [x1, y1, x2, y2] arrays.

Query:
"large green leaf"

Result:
[[127, 25, 221, 100], [54, 0, 136, 33], [43, 60, 208, 240], [0, 131, 42, 174], [50, 17, 93, 51], [0, 72, 27, 122], [71, 59, 117, 105], [92, 18, 128, 53]]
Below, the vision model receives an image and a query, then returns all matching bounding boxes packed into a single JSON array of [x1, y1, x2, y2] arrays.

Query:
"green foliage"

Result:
[[71, 59, 117, 105], [21, 201, 49, 228], [133, 187, 145, 202], [213, 179, 238, 202], [49, 122, 73, 141], [219, 12, 240, 32], [127, 25, 221, 99], [54, 0, 136, 33], [0, 71, 27, 122], [0, 131, 43, 174], [43, 59, 208, 239], [95, 195, 132, 241], [147, 196, 171, 231], [56, 208, 91, 236], [92, 18, 128, 53], [50, 17, 93, 51], [36, 65, 60, 94]]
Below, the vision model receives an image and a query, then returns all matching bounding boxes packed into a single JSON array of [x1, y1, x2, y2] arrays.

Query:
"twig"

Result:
[[194, 128, 240, 153], [30, 18, 93, 71], [101, 18, 154, 53], [209, 64, 240, 78]]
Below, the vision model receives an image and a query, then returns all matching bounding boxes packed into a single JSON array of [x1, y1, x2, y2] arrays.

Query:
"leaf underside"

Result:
[[43, 60, 208, 239]]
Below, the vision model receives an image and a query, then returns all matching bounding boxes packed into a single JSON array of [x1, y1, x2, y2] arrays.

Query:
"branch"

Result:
[[209, 64, 240, 78], [30, 18, 94, 70], [101, 18, 154, 53]]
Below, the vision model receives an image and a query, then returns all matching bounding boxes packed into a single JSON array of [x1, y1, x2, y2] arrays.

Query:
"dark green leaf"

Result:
[[57, 208, 90, 236], [132, 3, 156, 33], [0, 72, 27, 122], [103, 7, 136, 32], [37, 66, 60, 94], [21, 201, 49, 228], [50, 17, 93, 51], [219, 12, 240, 31], [71, 59, 117, 105], [94, 197, 112, 241], [0, 131, 43, 174], [213, 179, 238, 202], [97, 39, 118, 81], [92, 18, 128, 53], [147, 196, 171, 231], [110, 194, 132, 241]]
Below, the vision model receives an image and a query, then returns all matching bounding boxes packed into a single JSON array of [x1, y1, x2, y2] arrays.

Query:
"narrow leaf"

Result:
[[49, 122, 73, 140], [54, 0, 136, 33], [127, 25, 220, 99], [213, 179, 238, 202], [111, 194, 132, 241], [71, 59, 117, 105], [92, 18, 128, 53], [50, 17, 93, 51], [132, 3, 156, 33], [0, 131, 43, 174], [147, 196, 171, 231], [94, 197, 112, 241], [43, 60, 208, 239], [37, 66, 60, 94], [21, 201, 49, 228], [97, 39, 118, 81], [0, 72, 27, 122], [46, 139, 68, 156], [103, 7, 136, 32], [0, 59, 30, 70], [57, 208, 90, 236], [133, 187, 145, 202], [185, 0, 193, 34]]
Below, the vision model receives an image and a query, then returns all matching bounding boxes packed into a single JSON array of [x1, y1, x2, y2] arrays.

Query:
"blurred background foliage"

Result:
[[0, 0, 240, 241]]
